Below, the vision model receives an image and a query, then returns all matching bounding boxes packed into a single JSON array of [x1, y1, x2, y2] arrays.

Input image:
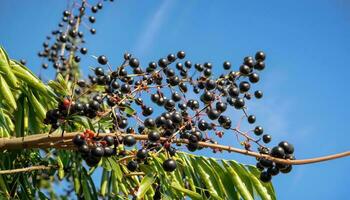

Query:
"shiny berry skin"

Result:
[[249, 73, 260, 83], [207, 109, 220, 120], [97, 55, 108, 65], [78, 144, 90, 154], [280, 165, 292, 173], [267, 166, 279, 176], [177, 51, 186, 59], [239, 81, 250, 92], [239, 64, 251, 75], [123, 135, 136, 147], [103, 135, 114, 146], [95, 67, 104, 76], [259, 158, 273, 168], [254, 90, 263, 99], [167, 54, 176, 62], [262, 134, 271, 143], [270, 146, 285, 158], [260, 171, 272, 182], [129, 58, 140, 68], [233, 97, 245, 109], [255, 51, 266, 61], [163, 159, 177, 172], [104, 147, 115, 157], [223, 61, 231, 70], [127, 161, 138, 172], [136, 149, 148, 159], [254, 61, 265, 70], [254, 126, 264, 136], [91, 146, 104, 157], [148, 131, 160, 142], [73, 134, 85, 146], [278, 141, 294, 154], [216, 102, 227, 113], [80, 47, 88, 55], [247, 115, 256, 124]]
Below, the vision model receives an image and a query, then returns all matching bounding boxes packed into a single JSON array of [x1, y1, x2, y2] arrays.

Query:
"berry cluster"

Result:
[[40, 0, 296, 183], [257, 141, 295, 182], [37, 1, 114, 80], [59, 48, 295, 182]]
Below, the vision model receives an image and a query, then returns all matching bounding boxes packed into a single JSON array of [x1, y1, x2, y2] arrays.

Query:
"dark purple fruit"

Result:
[[260, 171, 272, 182], [163, 159, 177, 172], [127, 160, 138, 172], [123, 135, 136, 147], [270, 146, 285, 158], [73, 134, 85, 146]]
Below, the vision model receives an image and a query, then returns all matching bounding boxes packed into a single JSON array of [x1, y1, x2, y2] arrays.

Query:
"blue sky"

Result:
[[1, 0, 350, 199]]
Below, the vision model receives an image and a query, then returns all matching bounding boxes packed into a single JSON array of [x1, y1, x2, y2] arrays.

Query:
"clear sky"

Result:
[[1, 0, 350, 199]]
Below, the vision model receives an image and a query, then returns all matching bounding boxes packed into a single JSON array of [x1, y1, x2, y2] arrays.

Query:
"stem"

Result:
[[0, 132, 348, 165], [0, 165, 57, 175]]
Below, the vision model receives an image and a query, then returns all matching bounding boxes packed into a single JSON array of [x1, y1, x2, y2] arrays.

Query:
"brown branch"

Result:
[[0, 132, 349, 165], [0, 165, 57, 175]]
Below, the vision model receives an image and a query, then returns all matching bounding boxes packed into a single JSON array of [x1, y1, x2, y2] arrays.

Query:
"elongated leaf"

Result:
[[222, 161, 254, 200], [0, 46, 18, 88], [0, 75, 17, 110], [100, 169, 109, 197], [170, 183, 202, 200], [136, 173, 156, 199]]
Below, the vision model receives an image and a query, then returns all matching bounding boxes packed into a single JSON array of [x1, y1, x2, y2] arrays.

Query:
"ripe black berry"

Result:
[[91, 146, 104, 157], [262, 134, 271, 143], [233, 97, 245, 109], [73, 134, 85, 146], [267, 166, 279, 176], [239, 81, 250, 92], [255, 51, 266, 61], [136, 149, 148, 159], [247, 115, 256, 124], [95, 67, 104, 76], [148, 131, 160, 142], [254, 126, 264, 136], [127, 161, 138, 172], [123, 135, 136, 147], [280, 165, 292, 173], [163, 159, 177, 172], [239, 64, 251, 75], [207, 109, 220, 120], [129, 58, 140, 68], [177, 51, 186, 59], [223, 61, 231, 70], [254, 90, 263, 99], [260, 171, 272, 182], [270, 146, 285, 158], [216, 102, 227, 112], [103, 135, 114, 146], [249, 73, 260, 83], [98, 55, 108, 65], [278, 141, 294, 154]]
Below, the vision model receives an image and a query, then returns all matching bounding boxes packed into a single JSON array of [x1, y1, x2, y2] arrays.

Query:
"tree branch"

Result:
[[0, 132, 348, 165], [0, 165, 57, 175]]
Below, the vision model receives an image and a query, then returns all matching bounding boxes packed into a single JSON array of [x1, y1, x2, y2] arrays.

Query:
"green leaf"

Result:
[[222, 160, 254, 200], [100, 169, 109, 197], [170, 183, 202, 200], [209, 158, 240, 200], [0, 46, 18, 88], [124, 105, 136, 116], [57, 156, 64, 180], [136, 173, 156, 200], [0, 75, 17, 110]]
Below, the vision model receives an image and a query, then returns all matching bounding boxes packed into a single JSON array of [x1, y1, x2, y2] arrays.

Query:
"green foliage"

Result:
[[0, 47, 277, 199]]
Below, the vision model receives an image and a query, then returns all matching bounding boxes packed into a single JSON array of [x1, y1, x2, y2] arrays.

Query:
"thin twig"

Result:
[[0, 165, 57, 175], [0, 132, 349, 165]]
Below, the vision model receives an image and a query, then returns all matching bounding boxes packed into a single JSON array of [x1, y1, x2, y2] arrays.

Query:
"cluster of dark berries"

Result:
[[72, 130, 177, 172], [37, 1, 113, 80], [53, 45, 294, 182], [72, 130, 117, 166], [44, 97, 103, 131], [257, 141, 295, 182]]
